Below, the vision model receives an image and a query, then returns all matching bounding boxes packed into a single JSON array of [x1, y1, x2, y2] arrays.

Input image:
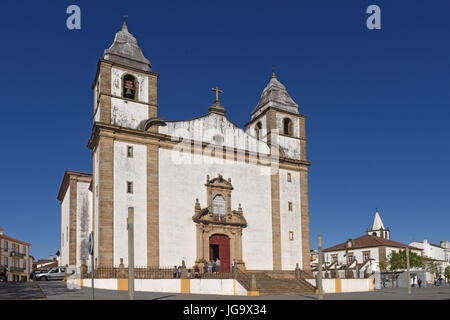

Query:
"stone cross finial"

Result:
[[122, 14, 129, 30], [271, 66, 276, 78], [211, 86, 223, 102]]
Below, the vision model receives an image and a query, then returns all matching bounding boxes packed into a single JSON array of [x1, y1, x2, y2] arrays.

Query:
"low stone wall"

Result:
[[305, 278, 374, 294], [67, 278, 251, 296]]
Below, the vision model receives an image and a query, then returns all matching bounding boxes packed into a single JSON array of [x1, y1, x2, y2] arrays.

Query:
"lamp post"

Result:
[[406, 247, 411, 295], [127, 207, 135, 300], [318, 235, 323, 300]]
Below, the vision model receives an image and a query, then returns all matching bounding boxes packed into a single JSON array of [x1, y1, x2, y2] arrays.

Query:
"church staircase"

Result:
[[238, 270, 316, 295]]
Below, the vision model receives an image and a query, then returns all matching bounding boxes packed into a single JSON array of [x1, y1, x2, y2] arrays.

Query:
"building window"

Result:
[[288, 202, 293, 211], [212, 195, 225, 216], [347, 254, 354, 264], [123, 74, 137, 100], [363, 251, 371, 262], [127, 146, 134, 158], [255, 121, 262, 140], [127, 181, 134, 194], [283, 118, 293, 136], [331, 254, 338, 263], [287, 172, 292, 182]]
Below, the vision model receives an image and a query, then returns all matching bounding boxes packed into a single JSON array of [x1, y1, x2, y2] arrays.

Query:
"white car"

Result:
[[35, 267, 66, 281]]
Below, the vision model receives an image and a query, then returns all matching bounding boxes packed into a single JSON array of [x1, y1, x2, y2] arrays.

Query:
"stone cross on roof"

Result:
[[211, 86, 223, 102]]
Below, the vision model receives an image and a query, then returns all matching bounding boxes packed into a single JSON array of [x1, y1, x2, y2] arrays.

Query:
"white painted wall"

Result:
[[159, 113, 270, 155], [279, 169, 302, 270], [275, 112, 301, 160], [324, 247, 379, 269], [278, 135, 301, 160], [159, 148, 274, 270], [73, 278, 248, 295], [113, 141, 147, 266], [60, 186, 70, 267], [190, 279, 235, 295], [111, 97, 149, 129], [248, 115, 268, 143], [76, 181, 91, 267]]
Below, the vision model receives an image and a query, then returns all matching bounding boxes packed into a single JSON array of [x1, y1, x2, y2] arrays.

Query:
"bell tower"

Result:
[[92, 17, 159, 130]]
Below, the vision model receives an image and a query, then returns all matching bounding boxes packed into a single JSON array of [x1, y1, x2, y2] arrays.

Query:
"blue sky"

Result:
[[0, 0, 449, 260]]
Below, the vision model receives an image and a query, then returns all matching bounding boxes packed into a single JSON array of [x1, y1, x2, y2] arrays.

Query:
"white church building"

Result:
[[57, 20, 312, 274]]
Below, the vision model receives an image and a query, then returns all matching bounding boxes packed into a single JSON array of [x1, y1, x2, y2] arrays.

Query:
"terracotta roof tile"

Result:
[[323, 234, 422, 252]]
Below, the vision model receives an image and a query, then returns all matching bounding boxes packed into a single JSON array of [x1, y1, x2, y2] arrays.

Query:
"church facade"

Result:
[[58, 20, 312, 274]]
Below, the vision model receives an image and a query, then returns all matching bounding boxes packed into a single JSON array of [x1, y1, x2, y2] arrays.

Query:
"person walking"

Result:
[[216, 258, 221, 273], [418, 278, 422, 288], [173, 266, 177, 278], [177, 266, 182, 278], [232, 259, 236, 275], [203, 261, 208, 274], [194, 266, 199, 278], [207, 260, 213, 273], [212, 259, 217, 273]]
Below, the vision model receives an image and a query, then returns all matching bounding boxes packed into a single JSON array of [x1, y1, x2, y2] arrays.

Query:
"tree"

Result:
[[445, 266, 450, 282], [378, 260, 388, 272], [422, 257, 439, 276], [388, 250, 423, 271]]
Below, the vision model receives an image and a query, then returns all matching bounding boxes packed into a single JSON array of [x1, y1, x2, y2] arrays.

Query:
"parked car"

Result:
[[35, 267, 66, 281], [30, 269, 48, 280]]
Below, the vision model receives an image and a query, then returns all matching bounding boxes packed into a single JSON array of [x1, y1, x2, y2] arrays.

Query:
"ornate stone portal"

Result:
[[192, 175, 247, 273]]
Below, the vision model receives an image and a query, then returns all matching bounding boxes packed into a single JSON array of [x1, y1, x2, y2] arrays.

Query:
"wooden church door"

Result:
[[209, 234, 231, 273]]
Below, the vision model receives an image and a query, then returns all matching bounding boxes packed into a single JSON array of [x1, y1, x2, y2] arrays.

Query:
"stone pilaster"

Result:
[[300, 169, 311, 272], [99, 62, 112, 124], [98, 136, 114, 266], [270, 170, 282, 270], [148, 74, 158, 119], [147, 143, 159, 266], [69, 178, 77, 266]]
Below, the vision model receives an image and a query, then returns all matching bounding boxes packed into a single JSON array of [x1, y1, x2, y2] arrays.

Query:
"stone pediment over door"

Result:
[[192, 174, 247, 271]]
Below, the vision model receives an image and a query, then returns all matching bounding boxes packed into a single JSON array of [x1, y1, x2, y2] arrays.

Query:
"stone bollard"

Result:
[[181, 260, 188, 279], [119, 258, 126, 278], [295, 263, 301, 280], [250, 274, 257, 291]]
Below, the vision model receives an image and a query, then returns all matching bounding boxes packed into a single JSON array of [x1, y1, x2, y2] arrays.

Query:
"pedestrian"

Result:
[[194, 266, 199, 278], [177, 266, 181, 278], [203, 261, 208, 274], [216, 258, 221, 273], [187, 269, 192, 278], [207, 260, 213, 273], [232, 259, 236, 275], [173, 266, 177, 278], [212, 260, 217, 273], [418, 278, 422, 288]]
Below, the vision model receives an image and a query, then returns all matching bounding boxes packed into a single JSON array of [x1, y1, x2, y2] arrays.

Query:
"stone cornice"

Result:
[[57, 171, 92, 202], [87, 122, 312, 168]]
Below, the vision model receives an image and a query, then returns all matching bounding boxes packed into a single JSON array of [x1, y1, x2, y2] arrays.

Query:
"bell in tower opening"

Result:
[[123, 74, 136, 100]]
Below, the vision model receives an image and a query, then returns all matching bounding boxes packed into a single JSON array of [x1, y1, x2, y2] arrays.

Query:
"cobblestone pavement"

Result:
[[0, 282, 46, 300], [36, 281, 450, 300]]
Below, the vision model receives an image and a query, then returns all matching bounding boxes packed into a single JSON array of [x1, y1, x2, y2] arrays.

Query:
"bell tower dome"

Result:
[[92, 17, 159, 129]]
